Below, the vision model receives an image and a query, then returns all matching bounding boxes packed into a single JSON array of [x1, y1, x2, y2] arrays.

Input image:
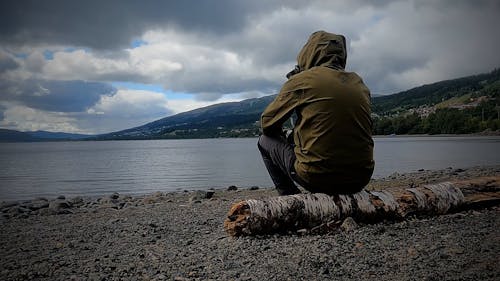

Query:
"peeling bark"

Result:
[[224, 176, 500, 236]]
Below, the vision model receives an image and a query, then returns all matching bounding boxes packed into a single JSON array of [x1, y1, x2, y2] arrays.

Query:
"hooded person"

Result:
[[258, 30, 374, 196]]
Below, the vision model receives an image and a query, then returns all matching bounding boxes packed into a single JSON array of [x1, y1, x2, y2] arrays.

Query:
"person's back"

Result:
[[259, 30, 374, 195]]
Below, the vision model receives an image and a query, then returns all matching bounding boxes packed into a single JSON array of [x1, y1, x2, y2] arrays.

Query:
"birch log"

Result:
[[224, 176, 500, 236]]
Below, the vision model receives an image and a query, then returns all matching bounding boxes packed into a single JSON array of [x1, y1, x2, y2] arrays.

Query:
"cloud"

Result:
[[0, 0, 278, 50], [349, 0, 500, 93], [0, 50, 19, 73], [88, 89, 171, 118], [0, 78, 116, 112], [0, 104, 82, 133], [41, 48, 183, 83], [0, 87, 244, 134], [1, 0, 500, 133]]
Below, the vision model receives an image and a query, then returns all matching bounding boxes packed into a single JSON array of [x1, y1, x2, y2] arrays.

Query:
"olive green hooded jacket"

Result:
[[261, 31, 374, 193]]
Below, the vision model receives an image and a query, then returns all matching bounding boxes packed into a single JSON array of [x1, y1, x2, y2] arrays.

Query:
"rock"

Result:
[[249, 186, 260, 190], [56, 195, 66, 200], [205, 190, 215, 199], [17, 206, 31, 213], [1, 201, 19, 209], [26, 200, 50, 211], [152, 191, 164, 197], [39, 208, 57, 216], [110, 192, 120, 200], [69, 196, 85, 207], [189, 190, 214, 202], [7, 206, 21, 215], [340, 217, 358, 232], [57, 209, 73, 215], [227, 185, 238, 191], [49, 200, 72, 210]]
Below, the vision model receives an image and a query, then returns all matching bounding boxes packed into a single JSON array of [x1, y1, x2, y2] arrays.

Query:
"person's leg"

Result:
[[257, 135, 301, 195]]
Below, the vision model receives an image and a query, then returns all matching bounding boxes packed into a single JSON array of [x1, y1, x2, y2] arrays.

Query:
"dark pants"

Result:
[[258, 134, 371, 196], [257, 135, 303, 195]]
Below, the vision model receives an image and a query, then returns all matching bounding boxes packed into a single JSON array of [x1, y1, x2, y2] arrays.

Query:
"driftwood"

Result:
[[224, 176, 500, 236]]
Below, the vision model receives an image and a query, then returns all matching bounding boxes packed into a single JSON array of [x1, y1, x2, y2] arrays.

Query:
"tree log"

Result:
[[224, 176, 500, 236]]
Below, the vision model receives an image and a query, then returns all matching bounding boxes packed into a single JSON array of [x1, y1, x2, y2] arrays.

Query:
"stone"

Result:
[[110, 192, 120, 200], [26, 200, 50, 211], [57, 195, 66, 200], [17, 206, 31, 213], [249, 186, 260, 190], [57, 209, 73, 215], [70, 196, 85, 207], [189, 190, 214, 202], [1, 201, 19, 209], [39, 208, 57, 216], [340, 217, 358, 232], [227, 185, 238, 191], [49, 200, 72, 210], [205, 190, 215, 199], [152, 191, 164, 197]]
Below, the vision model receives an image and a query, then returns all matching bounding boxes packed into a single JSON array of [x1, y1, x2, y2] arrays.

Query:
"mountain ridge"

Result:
[[0, 129, 93, 142], [2, 68, 498, 142], [97, 68, 498, 139]]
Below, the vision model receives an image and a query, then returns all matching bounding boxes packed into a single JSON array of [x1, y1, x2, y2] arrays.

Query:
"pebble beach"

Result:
[[1, 165, 499, 280]]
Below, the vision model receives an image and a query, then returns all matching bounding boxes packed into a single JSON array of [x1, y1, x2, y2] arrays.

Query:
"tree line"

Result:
[[372, 100, 500, 135]]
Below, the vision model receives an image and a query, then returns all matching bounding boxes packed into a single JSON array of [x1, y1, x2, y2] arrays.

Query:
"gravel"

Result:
[[1, 165, 499, 280]]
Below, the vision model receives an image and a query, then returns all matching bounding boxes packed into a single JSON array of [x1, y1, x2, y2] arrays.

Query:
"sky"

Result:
[[0, 0, 499, 134]]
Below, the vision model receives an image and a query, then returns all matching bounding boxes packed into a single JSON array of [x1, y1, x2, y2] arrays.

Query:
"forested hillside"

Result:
[[371, 69, 500, 135]]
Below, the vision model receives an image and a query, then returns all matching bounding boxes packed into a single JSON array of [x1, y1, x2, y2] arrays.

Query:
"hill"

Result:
[[0, 129, 93, 142], [97, 69, 499, 139], [96, 95, 276, 140], [0, 129, 42, 142], [27, 131, 93, 140], [372, 69, 500, 116], [4, 68, 497, 142], [371, 69, 500, 135]]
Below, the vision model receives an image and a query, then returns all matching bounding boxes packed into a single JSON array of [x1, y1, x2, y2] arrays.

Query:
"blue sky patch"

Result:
[[131, 39, 148, 48], [43, 50, 54, 60], [110, 82, 193, 100]]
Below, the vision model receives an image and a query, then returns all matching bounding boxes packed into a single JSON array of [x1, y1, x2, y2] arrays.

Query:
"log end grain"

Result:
[[224, 201, 251, 237]]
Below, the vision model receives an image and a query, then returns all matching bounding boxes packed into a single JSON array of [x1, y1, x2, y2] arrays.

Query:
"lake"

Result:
[[0, 136, 499, 201]]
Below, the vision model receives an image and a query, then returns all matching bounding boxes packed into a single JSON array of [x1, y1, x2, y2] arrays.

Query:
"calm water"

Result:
[[0, 136, 499, 201]]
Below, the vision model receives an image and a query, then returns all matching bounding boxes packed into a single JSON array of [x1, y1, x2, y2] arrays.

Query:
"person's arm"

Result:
[[261, 79, 304, 137]]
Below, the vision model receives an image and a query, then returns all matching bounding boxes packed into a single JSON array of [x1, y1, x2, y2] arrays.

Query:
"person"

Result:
[[258, 30, 374, 196]]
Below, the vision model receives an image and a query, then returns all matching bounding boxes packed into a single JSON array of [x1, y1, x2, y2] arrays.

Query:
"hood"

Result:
[[296, 30, 347, 72]]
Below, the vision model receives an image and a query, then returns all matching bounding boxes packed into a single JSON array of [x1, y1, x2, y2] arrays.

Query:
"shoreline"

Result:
[[1, 132, 500, 144], [1, 165, 499, 280], [2, 163, 500, 204]]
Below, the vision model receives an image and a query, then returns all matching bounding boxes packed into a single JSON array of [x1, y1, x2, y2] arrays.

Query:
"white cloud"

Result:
[[0, 83, 251, 134], [349, 0, 500, 93], [5, 1, 499, 97], [41, 49, 182, 83], [0, 104, 82, 133], [166, 95, 243, 114], [1, 0, 500, 133], [88, 89, 170, 117]]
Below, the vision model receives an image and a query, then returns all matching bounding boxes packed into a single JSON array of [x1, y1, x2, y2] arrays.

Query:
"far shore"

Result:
[[2, 130, 500, 144]]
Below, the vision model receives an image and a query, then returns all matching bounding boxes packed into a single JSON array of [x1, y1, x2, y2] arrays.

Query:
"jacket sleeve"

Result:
[[261, 79, 303, 136]]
